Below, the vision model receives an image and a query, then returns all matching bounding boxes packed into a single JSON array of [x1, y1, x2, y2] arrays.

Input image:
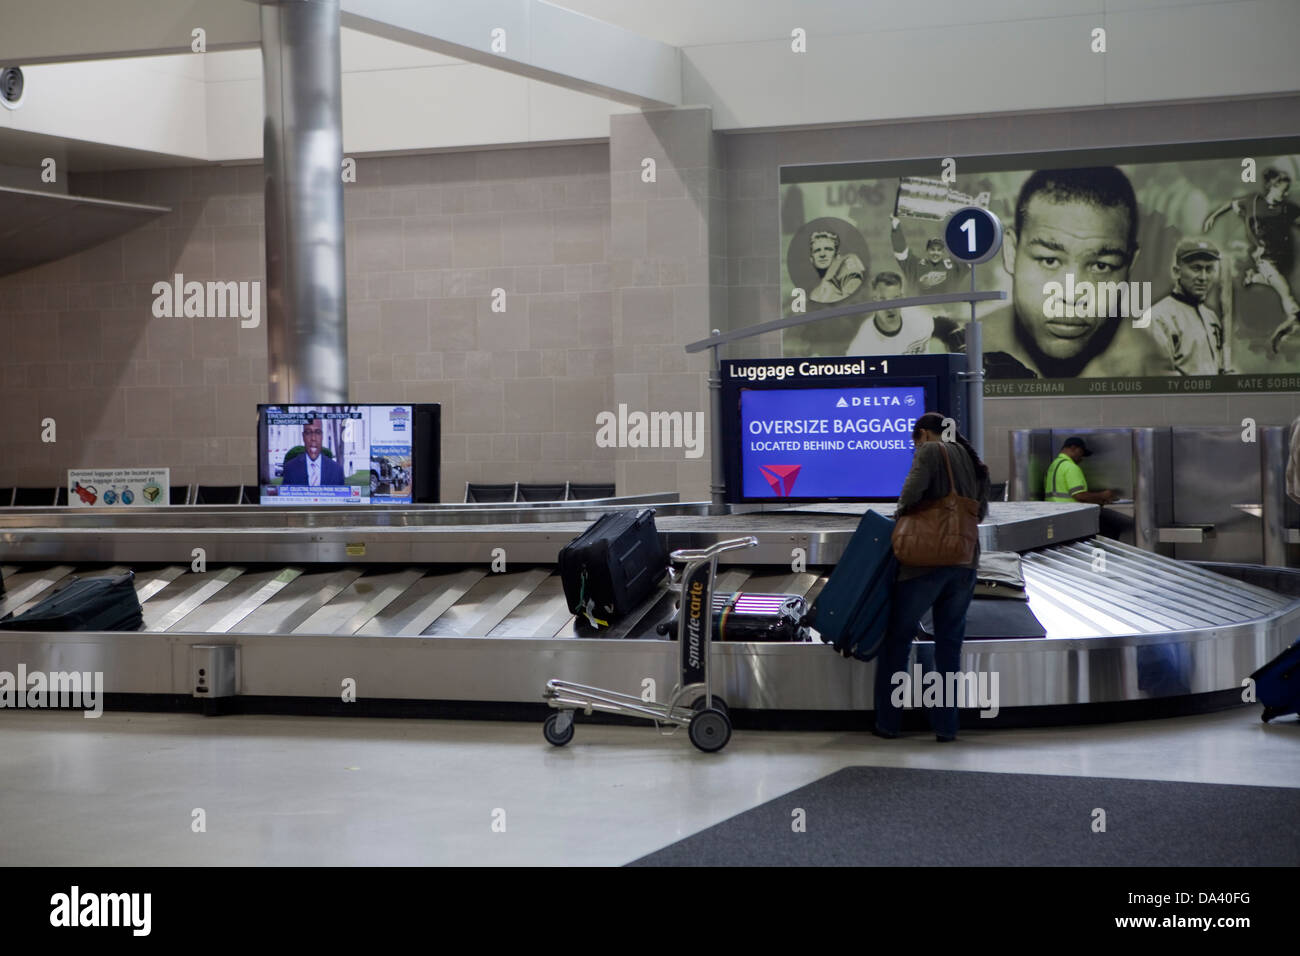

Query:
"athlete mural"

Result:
[[779, 141, 1300, 394]]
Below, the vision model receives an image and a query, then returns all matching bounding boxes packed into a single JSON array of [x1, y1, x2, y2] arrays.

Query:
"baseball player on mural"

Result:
[[1145, 238, 1234, 375], [1203, 163, 1300, 352]]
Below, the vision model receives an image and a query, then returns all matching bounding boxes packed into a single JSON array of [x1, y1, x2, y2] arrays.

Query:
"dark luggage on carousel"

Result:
[[559, 509, 668, 629], [657, 591, 812, 642], [974, 551, 1027, 600], [919, 598, 1047, 641], [0, 570, 143, 632], [1252, 638, 1300, 723], [805, 510, 898, 660], [713, 592, 811, 642]]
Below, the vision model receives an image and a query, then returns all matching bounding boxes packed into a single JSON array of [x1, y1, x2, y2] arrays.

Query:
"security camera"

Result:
[[0, 66, 24, 110]]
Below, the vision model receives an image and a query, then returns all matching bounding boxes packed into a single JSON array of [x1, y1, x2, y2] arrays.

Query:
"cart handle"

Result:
[[669, 536, 758, 563]]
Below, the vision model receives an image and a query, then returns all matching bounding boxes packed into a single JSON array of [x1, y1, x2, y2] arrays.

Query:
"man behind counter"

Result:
[[1046, 436, 1132, 539], [1045, 436, 1115, 505]]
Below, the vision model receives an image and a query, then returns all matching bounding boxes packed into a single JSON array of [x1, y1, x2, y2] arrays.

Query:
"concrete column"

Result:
[[608, 107, 726, 500], [261, 0, 348, 404]]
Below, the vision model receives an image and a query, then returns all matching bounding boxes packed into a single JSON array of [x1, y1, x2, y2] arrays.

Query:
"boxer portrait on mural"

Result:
[[980, 166, 1166, 379]]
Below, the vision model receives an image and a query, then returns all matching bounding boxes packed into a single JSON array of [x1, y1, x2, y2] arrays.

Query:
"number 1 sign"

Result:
[[944, 206, 1003, 265]]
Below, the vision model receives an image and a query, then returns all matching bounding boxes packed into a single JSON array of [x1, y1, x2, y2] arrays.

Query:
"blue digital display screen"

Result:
[[739, 385, 926, 498]]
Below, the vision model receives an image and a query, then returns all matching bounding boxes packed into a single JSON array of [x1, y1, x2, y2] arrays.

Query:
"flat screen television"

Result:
[[721, 354, 967, 503], [256, 403, 441, 505], [738, 382, 927, 499]]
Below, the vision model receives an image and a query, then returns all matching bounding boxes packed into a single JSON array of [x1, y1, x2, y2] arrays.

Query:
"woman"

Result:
[[874, 412, 990, 742]]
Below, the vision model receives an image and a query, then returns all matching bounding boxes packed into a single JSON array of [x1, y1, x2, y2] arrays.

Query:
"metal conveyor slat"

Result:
[[354, 569, 486, 637], [227, 568, 364, 635]]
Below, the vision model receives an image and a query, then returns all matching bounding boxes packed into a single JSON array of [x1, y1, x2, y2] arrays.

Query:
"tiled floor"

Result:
[[1, 707, 1296, 866]]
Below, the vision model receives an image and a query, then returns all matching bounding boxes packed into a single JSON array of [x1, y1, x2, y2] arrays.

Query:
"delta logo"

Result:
[[389, 406, 410, 431], [759, 464, 801, 496]]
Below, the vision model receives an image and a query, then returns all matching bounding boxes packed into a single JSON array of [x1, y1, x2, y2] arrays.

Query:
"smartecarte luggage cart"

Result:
[[542, 536, 758, 753]]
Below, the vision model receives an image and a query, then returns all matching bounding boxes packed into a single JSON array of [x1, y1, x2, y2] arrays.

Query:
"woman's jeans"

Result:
[[872, 566, 977, 738]]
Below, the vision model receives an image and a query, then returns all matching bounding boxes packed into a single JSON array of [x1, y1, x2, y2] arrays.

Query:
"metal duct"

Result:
[[260, 0, 348, 404]]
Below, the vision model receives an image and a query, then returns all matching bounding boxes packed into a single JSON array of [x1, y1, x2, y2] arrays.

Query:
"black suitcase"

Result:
[[657, 592, 812, 642], [559, 509, 668, 629], [713, 592, 811, 642], [918, 598, 1047, 641], [0, 571, 143, 631], [1252, 638, 1300, 722]]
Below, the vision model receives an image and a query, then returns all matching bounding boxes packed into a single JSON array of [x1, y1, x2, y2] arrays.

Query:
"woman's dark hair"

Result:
[[912, 411, 990, 481]]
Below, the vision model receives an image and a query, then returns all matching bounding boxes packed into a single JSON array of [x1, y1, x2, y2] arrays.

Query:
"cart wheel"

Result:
[[543, 713, 575, 747], [691, 694, 728, 717], [688, 708, 731, 753]]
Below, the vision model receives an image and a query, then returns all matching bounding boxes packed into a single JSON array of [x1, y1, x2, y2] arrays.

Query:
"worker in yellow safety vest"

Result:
[[1045, 437, 1116, 505]]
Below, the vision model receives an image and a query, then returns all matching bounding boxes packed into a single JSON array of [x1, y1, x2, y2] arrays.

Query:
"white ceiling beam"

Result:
[[0, 0, 680, 109], [339, 0, 680, 108], [0, 0, 260, 64]]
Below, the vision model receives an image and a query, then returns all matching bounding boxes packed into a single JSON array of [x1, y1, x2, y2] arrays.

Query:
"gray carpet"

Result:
[[629, 767, 1300, 866]]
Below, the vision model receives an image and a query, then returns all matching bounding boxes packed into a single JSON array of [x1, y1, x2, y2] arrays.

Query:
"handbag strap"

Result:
[[935, 441, 959, 500]]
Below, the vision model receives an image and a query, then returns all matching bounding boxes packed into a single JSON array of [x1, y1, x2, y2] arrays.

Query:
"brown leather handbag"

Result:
[[891, 442, 980, 567]]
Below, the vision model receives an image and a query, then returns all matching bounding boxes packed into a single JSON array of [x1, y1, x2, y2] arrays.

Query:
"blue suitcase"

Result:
[[806, 510, 897, 661], [1252, 638, 1300, 722]]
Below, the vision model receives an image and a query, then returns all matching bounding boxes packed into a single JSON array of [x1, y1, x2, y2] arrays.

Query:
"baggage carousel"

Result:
[[0, 495, 1296, 725]]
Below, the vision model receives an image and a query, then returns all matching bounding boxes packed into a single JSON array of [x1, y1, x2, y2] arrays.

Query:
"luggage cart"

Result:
[[542, 536, 758, 753]]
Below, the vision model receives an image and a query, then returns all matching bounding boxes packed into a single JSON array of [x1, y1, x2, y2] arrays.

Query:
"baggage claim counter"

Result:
[[1, 360, 1297, 727]]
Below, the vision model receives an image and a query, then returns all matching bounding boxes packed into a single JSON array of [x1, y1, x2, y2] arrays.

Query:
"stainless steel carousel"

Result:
[[1, 493, 1295, 724]]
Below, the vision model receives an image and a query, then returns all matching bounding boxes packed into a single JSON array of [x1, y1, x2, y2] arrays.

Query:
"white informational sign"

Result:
[[67, 468, 170, 508]]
